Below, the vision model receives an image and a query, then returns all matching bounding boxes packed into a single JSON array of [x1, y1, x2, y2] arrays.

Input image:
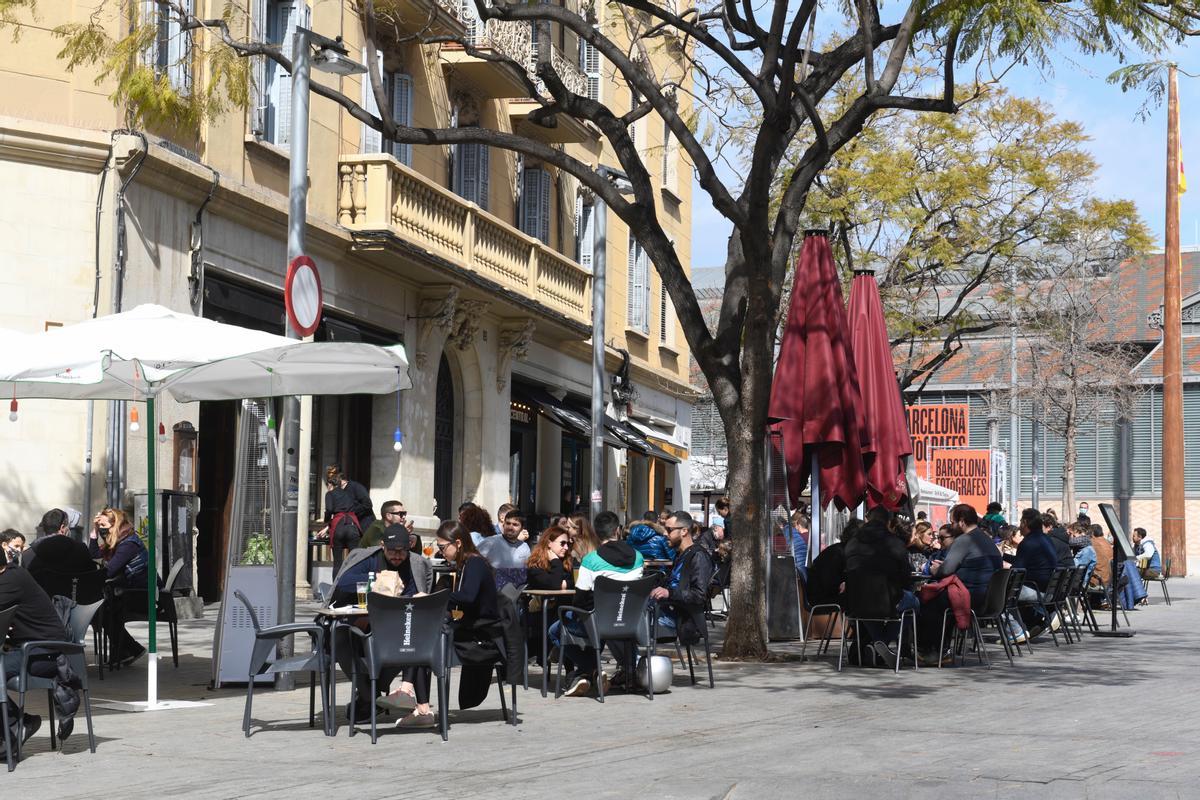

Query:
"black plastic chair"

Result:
[[1017, 567, 1070, 647], [837, 574, 918, 674], [652, 601, 715, 688], [233, 589, 331, 738], [113, 559, 184, 669], [0, 605, 18, 772], [7, 611, 99, 764], [348, 590, 451, 743], [555, 575, 658, 702], [1001, 568, 1032, 655], [940, 568, 1012, 668]]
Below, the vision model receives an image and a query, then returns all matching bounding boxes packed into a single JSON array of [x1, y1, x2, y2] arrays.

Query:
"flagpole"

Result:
[[1163, 63, 1187, 575]]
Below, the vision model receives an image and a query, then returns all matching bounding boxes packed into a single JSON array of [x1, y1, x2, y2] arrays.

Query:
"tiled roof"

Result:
[[1131, 336, 1200, 379]]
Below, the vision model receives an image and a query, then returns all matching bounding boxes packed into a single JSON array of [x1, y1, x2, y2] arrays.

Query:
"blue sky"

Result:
[[689, 43, 1200, 270]]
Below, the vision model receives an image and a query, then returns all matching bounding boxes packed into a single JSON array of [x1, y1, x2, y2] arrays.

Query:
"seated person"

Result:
[[805, 521, 859, 607], [331, 525, 435, 726], [88, 509, 151, 667], [0, 529, 26, 567], [358, 500, 415, 549], [920, 504, 1001, 663], [627, 519, 675, 562], [649, 511, 713, 646], [784, 511, 810, 581], [0, 546, 81, 746], [23, 508, 95, 576], [1133, 527, 1162, 580], [524, 526, 581, 691], [1045, 513, 1076, 569], [477, 510, 531, 570], [907, 521, 934, 574], [843, 507, 917, 661], [1009, 509, 1060, 635]]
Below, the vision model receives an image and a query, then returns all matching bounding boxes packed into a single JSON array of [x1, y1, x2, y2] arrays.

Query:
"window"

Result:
[[579, 33, 602, 101], [142, 0, 193, 94], [453, 139, 490, 210], [627, 232, 649, 334], [256, 0, 309, 145], [575, 193, 595, 269], [661, 117, 678, 195], [361, 50, 414, 166], [520, 166, 552, 244]]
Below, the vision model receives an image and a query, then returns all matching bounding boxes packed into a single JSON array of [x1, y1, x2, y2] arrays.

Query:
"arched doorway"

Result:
[[434, 354, 455, 520]]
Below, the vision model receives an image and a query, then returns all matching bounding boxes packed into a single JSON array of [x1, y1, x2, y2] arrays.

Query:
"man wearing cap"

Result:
[[330, 524, 434, 721]]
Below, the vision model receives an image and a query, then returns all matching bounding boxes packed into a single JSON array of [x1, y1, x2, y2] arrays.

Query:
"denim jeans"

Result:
[[549, 612, 591, 673]]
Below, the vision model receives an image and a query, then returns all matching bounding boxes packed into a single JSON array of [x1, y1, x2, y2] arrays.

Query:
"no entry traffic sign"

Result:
[[285, 255, 323, 337]]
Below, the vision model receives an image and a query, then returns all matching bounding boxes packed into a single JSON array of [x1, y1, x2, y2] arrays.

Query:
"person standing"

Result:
[[317, 466, 374, 573]]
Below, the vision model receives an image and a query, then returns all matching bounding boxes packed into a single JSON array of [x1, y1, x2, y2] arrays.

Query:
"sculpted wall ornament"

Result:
[[413, 287, 459, 370], [496, 319, 536, 392]]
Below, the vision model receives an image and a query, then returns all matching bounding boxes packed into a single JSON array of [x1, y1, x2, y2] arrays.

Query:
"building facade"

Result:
[[907, 252, 1200, 567], [0, 0, 693, 599]]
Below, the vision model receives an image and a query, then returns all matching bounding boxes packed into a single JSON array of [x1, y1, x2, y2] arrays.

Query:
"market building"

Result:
[[0, 0, 694, 600]]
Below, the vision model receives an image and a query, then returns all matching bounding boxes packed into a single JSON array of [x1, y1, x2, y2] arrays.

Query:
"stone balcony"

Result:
[[337, 154, 592, 328]]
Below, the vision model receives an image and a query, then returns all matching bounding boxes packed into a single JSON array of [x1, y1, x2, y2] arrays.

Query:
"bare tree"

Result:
[[19, 0, 1200, 657]]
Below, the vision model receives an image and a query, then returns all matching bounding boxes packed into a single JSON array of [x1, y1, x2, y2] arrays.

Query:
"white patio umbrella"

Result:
[[0, 304, 412, 708]]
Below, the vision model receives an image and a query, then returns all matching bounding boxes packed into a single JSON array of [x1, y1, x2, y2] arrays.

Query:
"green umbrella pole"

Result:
[[146, 396, 159, 705]]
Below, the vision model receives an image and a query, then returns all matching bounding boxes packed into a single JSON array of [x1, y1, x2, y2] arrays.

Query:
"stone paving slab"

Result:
[[3, 582, 1196, 798]]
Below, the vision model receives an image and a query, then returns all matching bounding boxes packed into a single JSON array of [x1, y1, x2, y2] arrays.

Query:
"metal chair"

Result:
[[1017, 568, 1070, 647], [651, 601, 715, 689], [348, 591, 451, 743], [233, 589, 331, 738], [837, 575, 918, 674], [0, 605, 18, 772], [798, 573, 843, 663], [1142, 557, 1172, 605], [555, 575, 659, 702], [7, 606, 99, 764], [1001, 568, 1032, 655]]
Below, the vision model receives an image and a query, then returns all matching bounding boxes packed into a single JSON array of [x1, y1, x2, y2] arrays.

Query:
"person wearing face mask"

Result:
[[0, 530, 26, 567]]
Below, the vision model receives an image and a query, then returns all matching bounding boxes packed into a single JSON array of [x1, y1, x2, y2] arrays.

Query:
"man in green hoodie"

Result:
[[556, 511, 644, 697]]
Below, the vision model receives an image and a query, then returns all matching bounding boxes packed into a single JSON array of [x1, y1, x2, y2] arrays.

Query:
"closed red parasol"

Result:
[[768, 230, 870, 512], [849, 269, 915, 510]]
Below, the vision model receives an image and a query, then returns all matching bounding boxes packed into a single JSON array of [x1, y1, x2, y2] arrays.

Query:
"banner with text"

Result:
[[931, 449, 991, 515], [905, 403, 970, 479]]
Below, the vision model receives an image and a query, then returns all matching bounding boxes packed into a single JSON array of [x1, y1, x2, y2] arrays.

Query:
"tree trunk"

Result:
[[720, 417, 769, 658], [1062, 419, 1077, 521]]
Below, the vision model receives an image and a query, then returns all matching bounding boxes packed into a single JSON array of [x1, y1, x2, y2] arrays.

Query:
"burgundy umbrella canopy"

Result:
[[768, 230, 870, 511], [848, 269, 915, 510]]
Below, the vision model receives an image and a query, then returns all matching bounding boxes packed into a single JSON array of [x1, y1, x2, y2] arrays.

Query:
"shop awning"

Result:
[[520, 388, 624, 448], [609, 418, 680, 464], [624, 419, 685, 463]]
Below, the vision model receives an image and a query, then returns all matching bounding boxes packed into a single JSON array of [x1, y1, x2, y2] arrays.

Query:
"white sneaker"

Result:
[[562, 673, 590, 697], [1049, 613, 1062, 632]]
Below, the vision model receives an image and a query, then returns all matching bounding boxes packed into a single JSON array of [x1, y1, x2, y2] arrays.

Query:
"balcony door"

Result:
[[434, 354, 456, 520]]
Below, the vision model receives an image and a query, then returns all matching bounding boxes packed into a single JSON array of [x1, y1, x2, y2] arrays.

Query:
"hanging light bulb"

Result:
[[8, 397, 17, 423], [158, 421, 167, 444], [129, 406, 140, 432], [392, 428, 404, 453]]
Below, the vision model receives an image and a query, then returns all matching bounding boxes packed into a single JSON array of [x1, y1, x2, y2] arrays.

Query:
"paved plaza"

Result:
[[5, 582, 1197, 799]]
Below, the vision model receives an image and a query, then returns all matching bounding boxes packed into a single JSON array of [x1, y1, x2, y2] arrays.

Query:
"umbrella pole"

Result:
[[146, 396, 159, 707], [809, 451, 821, 562]]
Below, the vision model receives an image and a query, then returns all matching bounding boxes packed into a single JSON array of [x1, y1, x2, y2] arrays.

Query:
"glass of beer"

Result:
[[355, 582, 368, 607]]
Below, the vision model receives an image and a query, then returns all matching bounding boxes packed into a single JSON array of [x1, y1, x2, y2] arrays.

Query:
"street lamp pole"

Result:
[[280, 28, 365, 688], [589, 167, 632, 520]]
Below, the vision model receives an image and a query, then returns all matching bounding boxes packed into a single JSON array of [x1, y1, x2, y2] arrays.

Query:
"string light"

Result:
[[129, 406, 140, 432], [158, 421, 167, 443], [393, 427, 404, 453], [8, 395, 17, 423]]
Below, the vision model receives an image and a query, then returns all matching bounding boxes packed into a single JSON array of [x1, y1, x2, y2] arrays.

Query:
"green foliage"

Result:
[[0, 0, 37, 40], [242, 534, 274, 566]]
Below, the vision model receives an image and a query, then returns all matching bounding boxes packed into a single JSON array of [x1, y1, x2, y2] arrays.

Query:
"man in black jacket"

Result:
[[843, 508, 917, 662], [23, 508, 96, 577], [0, 547, 81, 748], [650, 511, 713, 645]]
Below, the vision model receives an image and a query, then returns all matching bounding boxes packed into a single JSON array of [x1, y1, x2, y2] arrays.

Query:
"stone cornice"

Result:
[[0, 117, 112, 172]]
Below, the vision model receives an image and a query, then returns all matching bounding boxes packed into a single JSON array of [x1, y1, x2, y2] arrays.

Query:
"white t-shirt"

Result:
[[477, 535, 530, 569]]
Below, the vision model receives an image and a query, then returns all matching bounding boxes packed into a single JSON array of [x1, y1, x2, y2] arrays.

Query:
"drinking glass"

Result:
[[356, 582, 368, 607]]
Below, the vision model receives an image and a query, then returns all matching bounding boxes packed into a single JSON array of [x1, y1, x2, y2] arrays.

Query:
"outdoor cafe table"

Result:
[[522, 588, 575, 697], [314, 604, 368, 734], [644, 559, 673, 571]]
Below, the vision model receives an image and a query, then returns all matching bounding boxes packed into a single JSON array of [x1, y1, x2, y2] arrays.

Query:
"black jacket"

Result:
[[843, 522, 912, 617], [526, 557, 573, 591], [806, 542, 847, 606], [1049, 528, 1076, 568], [665, 544, 713, 645]]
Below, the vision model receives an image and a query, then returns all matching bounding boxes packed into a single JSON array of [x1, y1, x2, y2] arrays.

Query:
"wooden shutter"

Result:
[[360, 48, 384, 154], [521, 167, 541, 238], [628, 232, 647, 332], [538, 168, 552, 244], [454, 141, 478, 202], [659, 283, 668, 343], [391, 73, 413, 165]]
